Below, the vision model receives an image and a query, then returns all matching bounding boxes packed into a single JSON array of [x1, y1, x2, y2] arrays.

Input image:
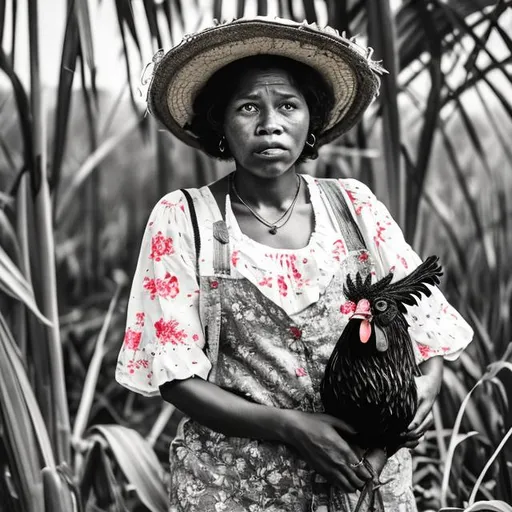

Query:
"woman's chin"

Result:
[[237, 159, 298, 179]]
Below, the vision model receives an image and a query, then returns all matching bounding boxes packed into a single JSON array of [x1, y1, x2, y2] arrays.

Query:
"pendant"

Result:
[[269, 226, 278, 235]]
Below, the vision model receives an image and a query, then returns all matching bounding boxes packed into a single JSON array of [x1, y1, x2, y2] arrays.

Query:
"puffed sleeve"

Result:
[[340, 178, 474, 364], [115, 191, 211, 397]]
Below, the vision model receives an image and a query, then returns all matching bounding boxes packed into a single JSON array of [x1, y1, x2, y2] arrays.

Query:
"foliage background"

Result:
[[0, 0, 511, 511]]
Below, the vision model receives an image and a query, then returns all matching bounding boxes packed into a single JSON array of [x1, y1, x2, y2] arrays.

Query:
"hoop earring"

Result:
[[218, 136, 226, 153], [305, 133, 316, 148]]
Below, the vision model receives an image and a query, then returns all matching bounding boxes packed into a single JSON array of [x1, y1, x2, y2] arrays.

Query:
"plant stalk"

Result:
[[28, 0, 71, 464]]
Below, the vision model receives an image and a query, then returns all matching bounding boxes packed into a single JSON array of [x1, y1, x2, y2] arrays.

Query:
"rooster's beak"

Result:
[[350, 299, 373, 321], [349, 299, 373, 344]]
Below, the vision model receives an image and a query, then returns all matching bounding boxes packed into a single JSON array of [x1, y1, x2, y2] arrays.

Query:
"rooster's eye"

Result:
[[375, 300, 388, 312]]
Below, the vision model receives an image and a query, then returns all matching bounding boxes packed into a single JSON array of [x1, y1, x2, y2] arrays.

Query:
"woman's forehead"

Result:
[[232, 68, 303, 97]]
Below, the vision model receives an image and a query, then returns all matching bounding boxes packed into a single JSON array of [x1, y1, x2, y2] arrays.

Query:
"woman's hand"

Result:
[[281, 410, 372, 493], [399, 355, 444, 449], [400, 373, 441, 448]]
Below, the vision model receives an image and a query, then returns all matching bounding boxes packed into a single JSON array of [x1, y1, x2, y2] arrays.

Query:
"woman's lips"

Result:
[[255, 148, 287, 157]]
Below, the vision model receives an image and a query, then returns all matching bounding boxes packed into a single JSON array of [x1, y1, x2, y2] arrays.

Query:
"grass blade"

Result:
[[28, 0, 71, 465], [0, 312, 47, 511], [0, 245, 51, 325], [301, 0, 317, 22], [80, 440, 129, 511], [367, 0, 404, 225], [50, 3, 79, 194], [87, 425, 167, 512], [465, 501, 512, 512], [73, 277, 126, 444], [0, 47, 34, 169], [75, 0, 97, 99], [42, 466, 77, 512], [405, 1, 442, 240], [146, 402, 176, 447]]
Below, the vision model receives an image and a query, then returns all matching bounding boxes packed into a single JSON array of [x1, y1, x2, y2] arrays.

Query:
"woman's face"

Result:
[[223, 67, 310, 179]]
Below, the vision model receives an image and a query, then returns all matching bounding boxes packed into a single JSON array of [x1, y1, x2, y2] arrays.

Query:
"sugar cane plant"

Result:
[[0, 0, 511, 511]]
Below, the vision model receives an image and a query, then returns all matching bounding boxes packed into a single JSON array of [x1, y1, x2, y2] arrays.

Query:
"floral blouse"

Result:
[[115, 175, 474, 397]]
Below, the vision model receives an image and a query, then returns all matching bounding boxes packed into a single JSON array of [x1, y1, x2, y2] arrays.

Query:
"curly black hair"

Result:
[[184, 55, 335, 162]]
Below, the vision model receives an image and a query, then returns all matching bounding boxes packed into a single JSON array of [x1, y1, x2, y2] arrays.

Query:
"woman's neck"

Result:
[[231, 168, 299, 209]]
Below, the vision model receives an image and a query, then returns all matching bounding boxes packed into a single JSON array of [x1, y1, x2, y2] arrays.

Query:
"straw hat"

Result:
[[146, 16, 387, 149]]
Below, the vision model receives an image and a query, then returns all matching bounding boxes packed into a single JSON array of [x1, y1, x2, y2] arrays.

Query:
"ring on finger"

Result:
[[349, 457, 365, 469]]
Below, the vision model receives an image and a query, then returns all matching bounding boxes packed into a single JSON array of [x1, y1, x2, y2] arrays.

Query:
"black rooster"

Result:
[[320, 255, 443, 511]]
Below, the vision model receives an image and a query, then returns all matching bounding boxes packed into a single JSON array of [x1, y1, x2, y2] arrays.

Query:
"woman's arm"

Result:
[[400, 355, 444, 447], [160, 377, 372, 491]]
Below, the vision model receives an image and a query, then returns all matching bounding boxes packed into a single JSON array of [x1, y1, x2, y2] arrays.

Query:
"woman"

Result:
[[116, 17, 473, 511]]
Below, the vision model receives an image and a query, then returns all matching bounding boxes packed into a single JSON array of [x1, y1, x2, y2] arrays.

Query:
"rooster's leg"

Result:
[[352, 457, 389, 512]]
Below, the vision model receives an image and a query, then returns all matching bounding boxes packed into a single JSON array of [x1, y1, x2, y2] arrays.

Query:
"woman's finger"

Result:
[[327, 415, 358, 436], [329, 471, 357, 493], [402, 435, 424, 449], [406, 411, 434, 439], [337, 463, 368, 491]]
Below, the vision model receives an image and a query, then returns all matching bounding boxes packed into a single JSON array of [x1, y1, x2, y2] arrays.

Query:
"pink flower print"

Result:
[[290, 326, 302, 339], [358, 251, 369, 262], [345, 189, 357, 204], [397, 254, 408, 269], [211, 280, 219, 289], [341, 187, 364, 214], [149, 231, 174, 261], [162, 273, 179, 298], [340, 300, 357, 315], [295, 367, 307, 377], [192, 334, 199, 342], [144, 273, 180, 300], [389, 265, 396, 273], [154, 318, 188, 345], [417, 343, 433, 359], [373, 223, 386, 247], [123, 328, 142, 351], [332, 239, 347, 262], [135, 312, 145, 327], [160, 199, 185, 212], [277, 275, 288, 297], [259, 277, 273, 288], [143, 277, 157, 298], [231, 250, 240, 267], [127, 358, 149, 374]]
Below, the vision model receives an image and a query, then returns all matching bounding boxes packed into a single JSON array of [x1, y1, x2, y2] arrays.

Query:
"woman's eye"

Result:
[[281, 103, 296, 111], [240, 104, 257, 112], [375, 300, 388, 312]]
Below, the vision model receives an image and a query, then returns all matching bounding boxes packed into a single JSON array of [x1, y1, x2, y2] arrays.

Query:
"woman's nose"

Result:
[[256, 110, 283, 135]]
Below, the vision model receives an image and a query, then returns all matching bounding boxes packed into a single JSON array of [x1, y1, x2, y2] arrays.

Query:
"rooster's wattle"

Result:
[[320, 255, 443, 510]]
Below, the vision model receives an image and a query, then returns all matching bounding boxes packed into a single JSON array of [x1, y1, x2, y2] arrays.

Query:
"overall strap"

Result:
[[180, 187, 227, 384], [180, 188, 201, 277], [208, 182, 231, 277], [317, 179, 368, 252]]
